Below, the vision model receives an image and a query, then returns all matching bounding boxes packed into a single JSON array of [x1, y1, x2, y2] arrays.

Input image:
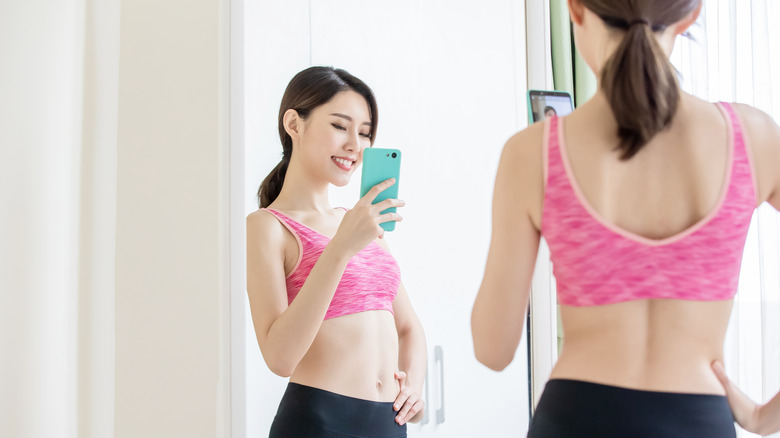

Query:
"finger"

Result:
[[403, 399, 424, 424], [396, 397, 422, 425], [371, 198, 405, 213], [711, 361, 761, 430], [394, 370, 407, 383], [393, 387, 409, 410], [712, 361, 732, 392], [409, 399, 425, 423], [395, 398, 413, 424], [377, 212, 403, 225], [360, 178, 396, 204]]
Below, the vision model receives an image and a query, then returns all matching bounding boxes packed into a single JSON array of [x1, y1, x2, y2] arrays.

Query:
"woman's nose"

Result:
[[345, 130, 361, 152]]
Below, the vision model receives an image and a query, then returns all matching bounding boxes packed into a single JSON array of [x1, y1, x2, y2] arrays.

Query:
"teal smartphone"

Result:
[[527, 89, 574, 125], [360, 148, 401, 232]]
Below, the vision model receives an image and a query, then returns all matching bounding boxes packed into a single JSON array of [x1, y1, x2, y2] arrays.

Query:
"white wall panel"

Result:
[[0, 1, 85, 436]]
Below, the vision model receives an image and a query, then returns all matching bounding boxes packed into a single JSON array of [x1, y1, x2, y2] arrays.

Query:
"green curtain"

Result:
[[550, 0, 596, 107]]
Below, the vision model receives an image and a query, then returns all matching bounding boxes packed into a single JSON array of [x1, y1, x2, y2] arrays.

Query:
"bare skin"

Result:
[[246, 90, 426, 425], [472, 0, 780, 434]]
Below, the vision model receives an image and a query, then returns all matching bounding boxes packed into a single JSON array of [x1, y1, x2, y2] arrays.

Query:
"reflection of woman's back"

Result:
[[472, 0, 780, 436]]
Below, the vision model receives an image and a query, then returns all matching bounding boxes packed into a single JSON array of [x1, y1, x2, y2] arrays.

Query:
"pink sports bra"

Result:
[[542, 102, 757, 307], [263, 208, 401, 319]]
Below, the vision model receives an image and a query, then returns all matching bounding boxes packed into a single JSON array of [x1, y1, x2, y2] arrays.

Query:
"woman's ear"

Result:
[[673, 0, 702, 35], [282, 108, 303, 140], [568, 0, 586, 26]]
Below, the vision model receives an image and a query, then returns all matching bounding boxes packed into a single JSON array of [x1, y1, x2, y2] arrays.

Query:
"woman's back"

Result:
[[546, 89, 780, 396], [483, 91, 778, 393], [534, 93, 751, 394], [563, 94, 732, 242], [473, 0, 780, 434]]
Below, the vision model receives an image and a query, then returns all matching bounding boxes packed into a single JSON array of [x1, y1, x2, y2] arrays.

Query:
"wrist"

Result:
[[322, 239, 353, 265], [401, 373, 423, 393]]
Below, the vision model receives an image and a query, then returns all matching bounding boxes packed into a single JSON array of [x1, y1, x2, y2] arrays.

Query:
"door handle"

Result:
[[421, 357, 429, 425], [435, 345, 445, 424]]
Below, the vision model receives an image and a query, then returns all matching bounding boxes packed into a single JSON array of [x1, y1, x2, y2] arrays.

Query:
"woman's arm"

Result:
[[471, 126, 544, 371], [712, 361, 780, 435], [734, 103, 780, 209], [391, 282, 427, 425], [716, 105, 780, 435], [246, 210, 350, 377], [246, 179, 403, 377]]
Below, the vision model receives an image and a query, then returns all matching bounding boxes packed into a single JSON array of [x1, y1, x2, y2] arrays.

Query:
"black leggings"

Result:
[[528, 379, 736, 438], [269, 382, 407, 438]]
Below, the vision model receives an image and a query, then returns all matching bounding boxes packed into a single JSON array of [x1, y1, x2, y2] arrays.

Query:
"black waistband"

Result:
[[270, 382, 407, 438], [529, 379, 736, 438]]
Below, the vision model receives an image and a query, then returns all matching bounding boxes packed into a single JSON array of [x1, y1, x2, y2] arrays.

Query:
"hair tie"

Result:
[[628, 18, 650, 28]]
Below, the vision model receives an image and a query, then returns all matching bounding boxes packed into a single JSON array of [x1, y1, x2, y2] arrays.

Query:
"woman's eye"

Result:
[[359, 132, 371, 138], [331, 124, 346, 131]]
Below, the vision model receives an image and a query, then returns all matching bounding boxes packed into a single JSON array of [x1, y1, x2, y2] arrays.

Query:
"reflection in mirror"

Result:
[[244, 1, 537, 437], [247, 65, 426, 437]]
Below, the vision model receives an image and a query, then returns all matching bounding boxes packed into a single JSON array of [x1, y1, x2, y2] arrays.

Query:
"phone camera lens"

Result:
[[391, 152, 397, 158]]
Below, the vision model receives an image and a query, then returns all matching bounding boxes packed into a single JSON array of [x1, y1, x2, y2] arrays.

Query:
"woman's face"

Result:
[[296, 90, 372, 187]]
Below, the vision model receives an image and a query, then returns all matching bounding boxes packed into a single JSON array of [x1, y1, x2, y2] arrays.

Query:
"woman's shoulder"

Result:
[[730, 102, 778, 132], [730, 102, 780, 206], [506, 119, 547, 149], [247, 206, 278, 225], [728, 102, 780, 161], [247, 207, 288, 248], [501, 120, 547, 167]]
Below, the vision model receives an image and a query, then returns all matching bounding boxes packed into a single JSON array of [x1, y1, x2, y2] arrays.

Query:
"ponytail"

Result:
[[258, 154, 290, 208], [578, 0, 701, 159], [601, 21, 679, 160]]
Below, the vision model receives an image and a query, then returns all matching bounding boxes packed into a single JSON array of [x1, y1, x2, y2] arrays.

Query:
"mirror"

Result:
[[243, 1, 537, 436]]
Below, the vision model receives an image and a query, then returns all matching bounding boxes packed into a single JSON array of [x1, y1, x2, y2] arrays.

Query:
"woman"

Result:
[[247, 66, 426, 438], [543, 106, 558, 120], [471, 0, 780, 436]]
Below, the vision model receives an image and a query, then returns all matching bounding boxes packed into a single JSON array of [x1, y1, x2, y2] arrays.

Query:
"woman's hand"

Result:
[[330, 178, 404, 257], [712, 361, 780, 435], [393, 370, 424, 425]]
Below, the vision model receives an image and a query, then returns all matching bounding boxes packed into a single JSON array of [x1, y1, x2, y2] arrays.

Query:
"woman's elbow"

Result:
[[474, 345, 513, 371], [260, 345, 297, 377], [471, 319, 515, 371], [265, 358, 295, 378]]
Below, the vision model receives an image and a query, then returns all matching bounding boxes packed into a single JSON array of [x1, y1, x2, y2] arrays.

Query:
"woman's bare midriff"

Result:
[[290, 309, 400, 402], [550, 298, 734, 395]]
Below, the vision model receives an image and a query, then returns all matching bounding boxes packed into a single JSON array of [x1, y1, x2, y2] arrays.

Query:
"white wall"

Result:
[[79, 0, 120, 436], [113, 0, 230, 436], [1, 0, 234, 437], [243, 1, 531, 436], [0, 1, 85, 436]]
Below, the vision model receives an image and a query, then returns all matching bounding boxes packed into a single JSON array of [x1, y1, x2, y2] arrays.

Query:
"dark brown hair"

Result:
[[258, 66, 378, 207], [579, 0, 700, 159]]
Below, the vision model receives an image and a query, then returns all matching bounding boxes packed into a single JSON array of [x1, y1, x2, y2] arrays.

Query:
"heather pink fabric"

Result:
[[541, 103, 757, 307], [263, 208, 400, 319]]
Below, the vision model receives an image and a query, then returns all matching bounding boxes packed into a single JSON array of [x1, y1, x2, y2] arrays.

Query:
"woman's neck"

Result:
[[273, 162, 333, 213]]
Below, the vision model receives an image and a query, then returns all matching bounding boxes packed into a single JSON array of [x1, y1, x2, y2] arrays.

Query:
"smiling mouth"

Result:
[[332, 157, 355, 170]]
